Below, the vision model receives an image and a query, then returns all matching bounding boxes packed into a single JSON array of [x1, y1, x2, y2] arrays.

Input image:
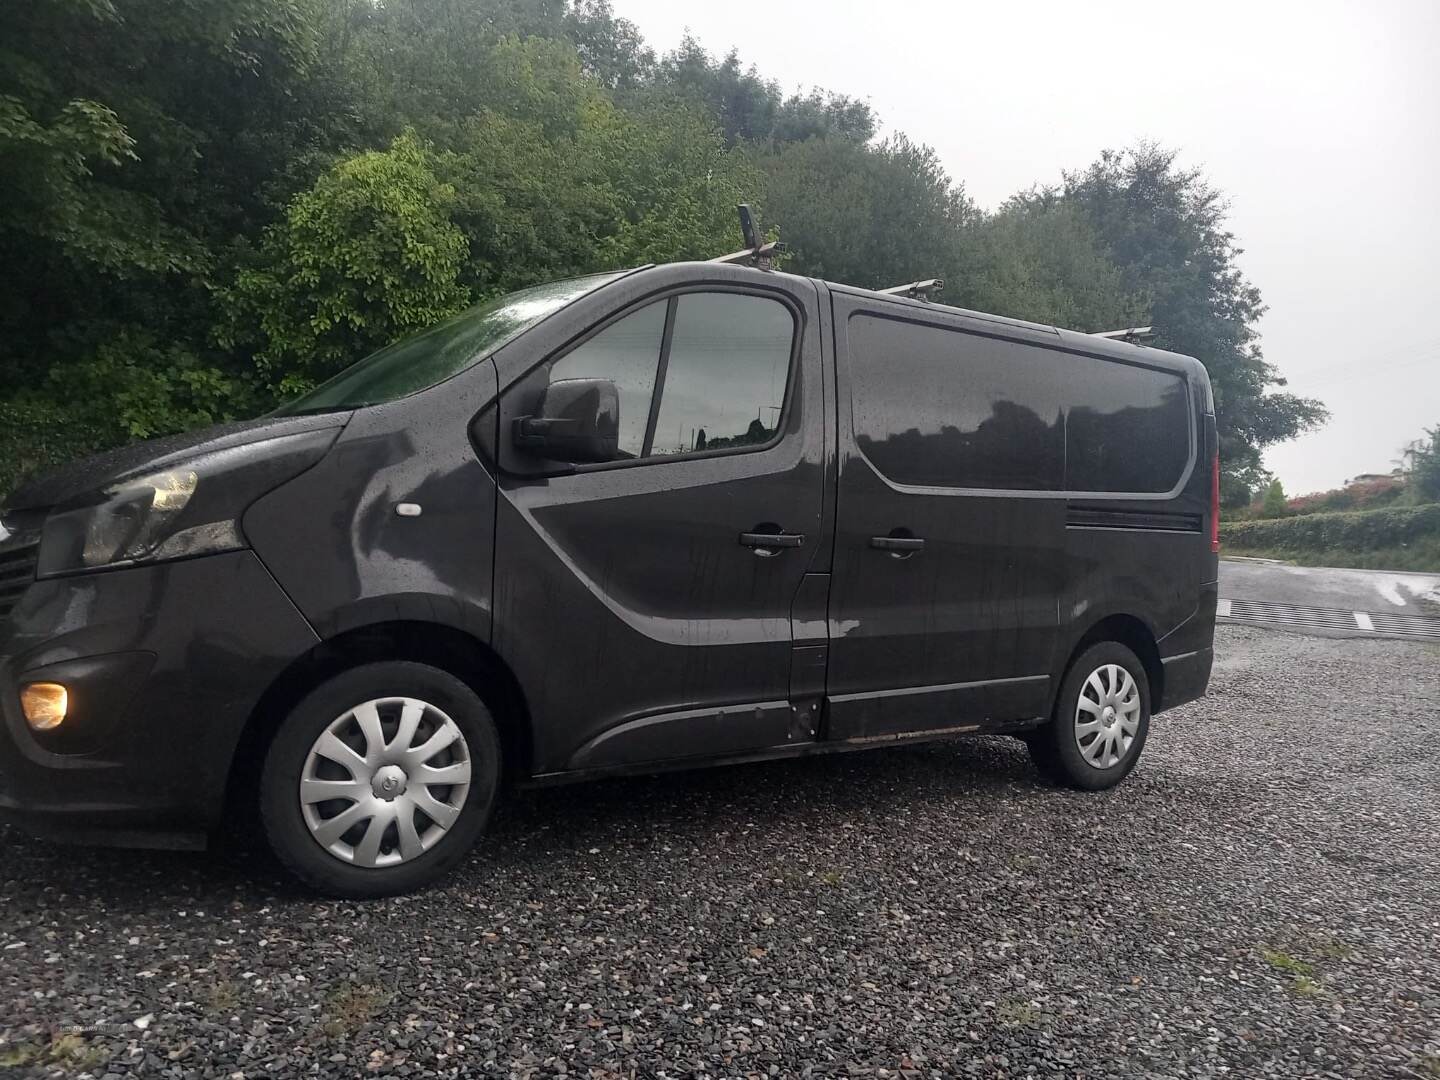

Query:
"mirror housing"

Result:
[[513, 378, 620, 463]]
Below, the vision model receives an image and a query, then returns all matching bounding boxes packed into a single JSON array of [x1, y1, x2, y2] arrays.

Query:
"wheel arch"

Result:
[[1054, 613, 1164, 714], [224, 619, 534, 820]]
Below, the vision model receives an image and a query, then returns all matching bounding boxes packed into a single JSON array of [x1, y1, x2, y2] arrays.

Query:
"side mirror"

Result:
[[513, 378, 620, 463]]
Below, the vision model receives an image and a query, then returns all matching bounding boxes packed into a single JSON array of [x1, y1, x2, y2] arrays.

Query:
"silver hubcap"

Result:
[[1074, 663, 1141, 769], [300, 697, 472, 868]]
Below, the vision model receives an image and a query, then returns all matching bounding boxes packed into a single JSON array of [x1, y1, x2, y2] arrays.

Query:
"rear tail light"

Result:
[[1210, 452, 1221, 553]]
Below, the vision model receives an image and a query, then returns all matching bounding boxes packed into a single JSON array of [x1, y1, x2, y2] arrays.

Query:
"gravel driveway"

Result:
[[3, 626, 1438, 1079]]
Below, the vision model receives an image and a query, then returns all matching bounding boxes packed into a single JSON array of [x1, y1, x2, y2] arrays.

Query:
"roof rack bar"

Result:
[[711, 204, 786, 271], [1090, 325, 1154, 343], [878, 278, 943, 301]]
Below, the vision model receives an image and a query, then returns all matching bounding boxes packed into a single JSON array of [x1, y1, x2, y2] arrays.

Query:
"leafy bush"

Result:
[[219, 132, 472, 399], [1222, 504, 1440, 553], [1259, 479, 1288, 518], [1286, 477, 1405, 515]]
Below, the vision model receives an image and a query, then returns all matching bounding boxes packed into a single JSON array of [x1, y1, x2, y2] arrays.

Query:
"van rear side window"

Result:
[[848, 315, 1065, 490], [1065, 353, 1191, 493], [848, 314, 1191, 495]]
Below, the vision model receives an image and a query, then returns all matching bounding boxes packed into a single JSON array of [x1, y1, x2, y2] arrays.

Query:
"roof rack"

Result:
[[877, 278, 943, 302], [1090, 325, 1154, 344], [710, 206, 1152, 343], [711, 204, 786, 271]]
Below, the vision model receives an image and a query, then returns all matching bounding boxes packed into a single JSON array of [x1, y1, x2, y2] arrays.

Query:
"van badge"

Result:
[[395, 503, 423, 518]]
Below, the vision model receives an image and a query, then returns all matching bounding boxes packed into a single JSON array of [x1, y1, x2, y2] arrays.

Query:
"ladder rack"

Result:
[[711, 204, 786, 271], [709, 206, 1155, 347], [877, 278, 943, 302], [1090, 326, 1155, 343]]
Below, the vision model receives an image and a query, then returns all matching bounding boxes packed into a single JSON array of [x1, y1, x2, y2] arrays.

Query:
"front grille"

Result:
[[0, 544, 39, 621]]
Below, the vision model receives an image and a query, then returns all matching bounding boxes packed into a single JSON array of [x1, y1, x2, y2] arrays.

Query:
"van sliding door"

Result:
[[824, 294, 1065, 741]]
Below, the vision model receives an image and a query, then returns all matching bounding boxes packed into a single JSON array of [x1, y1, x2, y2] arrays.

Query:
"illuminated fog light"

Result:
[[21, 683, 68, 731]]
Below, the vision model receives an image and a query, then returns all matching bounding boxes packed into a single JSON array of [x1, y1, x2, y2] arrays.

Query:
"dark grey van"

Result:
[[0, 260, 1218, 897]]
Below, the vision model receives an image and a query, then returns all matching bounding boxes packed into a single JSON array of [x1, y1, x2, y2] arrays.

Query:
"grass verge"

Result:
[[1223, 539, 1440, 574]]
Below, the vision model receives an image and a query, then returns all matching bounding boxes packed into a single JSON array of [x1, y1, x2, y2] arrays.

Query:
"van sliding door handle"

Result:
[[739, 531, 805, 552], [870, 535, 925, 553]]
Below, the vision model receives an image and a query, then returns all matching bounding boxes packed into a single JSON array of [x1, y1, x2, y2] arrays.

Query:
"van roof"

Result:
[[818, 274, 1213, 409], [821, 277, 1201, 374], [618, 261, 1214, 411]]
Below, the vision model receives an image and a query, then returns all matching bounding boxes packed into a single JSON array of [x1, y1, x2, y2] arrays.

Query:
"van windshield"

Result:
[[273, 271, 628, 415]]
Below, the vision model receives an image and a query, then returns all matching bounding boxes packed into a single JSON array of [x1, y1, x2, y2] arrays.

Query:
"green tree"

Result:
[[222, 53, 753, 400], [1403, 425, 1440, 503], [434, 57, 752, 290], [564, 0, 655, 89], [1052, 145, 1327, 504], [222, 132, 471, 397], [968, 199, 1148, 331], [0, 1, 1328, 504], [753, 135, 975, 288], [1260, 478, 1288, 519], [655, 36, 874, 145], [0, 0, 333, 487]]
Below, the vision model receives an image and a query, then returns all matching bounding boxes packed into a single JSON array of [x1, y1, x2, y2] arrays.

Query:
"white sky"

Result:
[[612, 0, 1440, 495]]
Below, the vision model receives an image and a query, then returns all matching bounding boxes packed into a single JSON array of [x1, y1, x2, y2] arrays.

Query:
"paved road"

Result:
[[2, 625, 1439, 1078], [1219, 558, 1440, 641], [1220, 558, 1440, 615]]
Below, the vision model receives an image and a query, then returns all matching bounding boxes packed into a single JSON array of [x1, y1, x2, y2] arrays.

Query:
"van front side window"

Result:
[[549, 299, 668, 458], [544, 292, 795, 463]]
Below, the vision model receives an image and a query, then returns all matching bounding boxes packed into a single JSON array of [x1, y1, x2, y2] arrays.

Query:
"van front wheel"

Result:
[[260, 662, 501, 898], [1027, 642, 1151, 790]]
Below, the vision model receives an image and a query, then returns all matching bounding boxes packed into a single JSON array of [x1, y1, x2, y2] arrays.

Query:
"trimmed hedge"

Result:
[[1221, 503, 1440, 553]]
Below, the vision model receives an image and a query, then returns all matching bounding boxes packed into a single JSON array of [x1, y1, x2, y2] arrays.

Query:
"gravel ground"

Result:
[[2, 625, 1439, 1079]]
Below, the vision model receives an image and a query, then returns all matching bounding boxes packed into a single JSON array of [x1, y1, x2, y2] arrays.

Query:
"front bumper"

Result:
[[0, 550, 318, 848]]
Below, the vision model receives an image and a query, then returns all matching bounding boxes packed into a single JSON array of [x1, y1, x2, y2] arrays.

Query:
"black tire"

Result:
[[260, 661, 501, 898], [1026, 642, 1151, 791]]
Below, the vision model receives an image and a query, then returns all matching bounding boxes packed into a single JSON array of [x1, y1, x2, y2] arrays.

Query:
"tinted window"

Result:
[[650, 294, 794, 456], [849, 315, 1065, 489], [1065, 355, 1190, 492], [540, 291, 796, 463], [549, 300, 667, 457]]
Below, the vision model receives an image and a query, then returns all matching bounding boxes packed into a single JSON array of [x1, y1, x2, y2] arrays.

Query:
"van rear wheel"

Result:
[[1027, 642, 1150, 790], [260, 662, 500, 898]]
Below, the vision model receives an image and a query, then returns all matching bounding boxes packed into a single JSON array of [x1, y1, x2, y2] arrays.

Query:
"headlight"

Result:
[[37, 429, 336, 577]]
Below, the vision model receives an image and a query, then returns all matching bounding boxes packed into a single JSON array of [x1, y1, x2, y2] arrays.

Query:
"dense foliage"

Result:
[[1260, 479, 1288, 519], [1283, 477, 1405, 516], [1227, 420, 1436, 521], [1403, 425, 1440, 504], [0, 0, 1325, 497], [1221, 504, 1440, 573]]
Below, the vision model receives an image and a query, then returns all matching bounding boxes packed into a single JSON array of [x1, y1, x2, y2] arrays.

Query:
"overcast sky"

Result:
[[612, 0, 1439, 495]]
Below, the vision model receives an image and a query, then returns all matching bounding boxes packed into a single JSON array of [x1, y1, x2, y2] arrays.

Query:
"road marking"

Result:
[[1219, 598, 1440, 642]]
